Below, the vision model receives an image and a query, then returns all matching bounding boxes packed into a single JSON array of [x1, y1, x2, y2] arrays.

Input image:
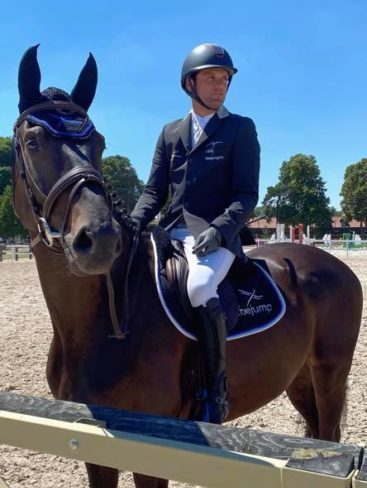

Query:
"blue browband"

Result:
[[26, 110, 95, 139]]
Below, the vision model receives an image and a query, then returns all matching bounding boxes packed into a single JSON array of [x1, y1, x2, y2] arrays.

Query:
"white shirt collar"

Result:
[[190, 109, 215, 130], [188, 106, 229, 147], [189, 105, 229, 126]]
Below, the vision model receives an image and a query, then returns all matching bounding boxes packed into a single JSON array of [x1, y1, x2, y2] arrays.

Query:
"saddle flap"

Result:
[[150, 229, 286, 341]]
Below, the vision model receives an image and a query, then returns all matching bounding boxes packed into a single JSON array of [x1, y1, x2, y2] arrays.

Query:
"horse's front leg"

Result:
[[86, 463, 118, 487], [133, 473, 168, 488]]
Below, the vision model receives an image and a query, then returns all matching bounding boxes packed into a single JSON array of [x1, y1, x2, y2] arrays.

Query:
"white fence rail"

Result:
[[253, 238, 367, 253], [0, 245, 32, 262]]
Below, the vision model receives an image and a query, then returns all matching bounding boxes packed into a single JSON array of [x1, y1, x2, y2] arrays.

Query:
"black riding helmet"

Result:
[[181, 44, 238, 102]]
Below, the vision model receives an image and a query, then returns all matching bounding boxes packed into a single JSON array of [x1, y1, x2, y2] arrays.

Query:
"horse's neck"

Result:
[[33, 237, 161, 344], [33, 249, 107, 339]]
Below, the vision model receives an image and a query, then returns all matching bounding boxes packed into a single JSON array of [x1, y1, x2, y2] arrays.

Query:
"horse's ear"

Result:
[[18, 44, 44, 113], [71, 53, 98, 111]]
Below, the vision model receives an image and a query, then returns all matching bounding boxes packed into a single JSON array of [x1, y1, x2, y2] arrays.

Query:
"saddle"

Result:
[[149, 226, 286, 341]]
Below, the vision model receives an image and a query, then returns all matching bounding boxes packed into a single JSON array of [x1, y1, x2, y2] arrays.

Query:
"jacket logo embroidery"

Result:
[[205, 141, 224, 161]]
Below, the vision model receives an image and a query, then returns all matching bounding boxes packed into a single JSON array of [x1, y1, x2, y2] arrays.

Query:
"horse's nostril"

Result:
[[74, 229, 93, 253]]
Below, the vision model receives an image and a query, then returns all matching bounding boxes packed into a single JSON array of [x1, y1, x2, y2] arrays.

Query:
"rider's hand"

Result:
[[130, 217, 142, 233], [192, 227, 222, 256]]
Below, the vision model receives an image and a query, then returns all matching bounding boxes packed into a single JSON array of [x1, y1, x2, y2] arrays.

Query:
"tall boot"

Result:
[[196, 297, 229, 424]]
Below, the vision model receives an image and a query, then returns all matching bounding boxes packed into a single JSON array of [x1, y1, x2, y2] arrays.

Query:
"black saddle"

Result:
[[149, 226, 286, 341]]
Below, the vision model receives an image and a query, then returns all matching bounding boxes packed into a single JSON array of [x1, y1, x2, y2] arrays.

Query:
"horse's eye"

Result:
[[26, 139, 39, 150]]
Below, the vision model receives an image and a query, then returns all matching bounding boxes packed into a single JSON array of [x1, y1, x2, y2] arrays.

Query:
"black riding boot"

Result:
[[197, 297, 229, 424]]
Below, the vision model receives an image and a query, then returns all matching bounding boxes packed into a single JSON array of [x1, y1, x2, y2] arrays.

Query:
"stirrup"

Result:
[[216, 393, 229, 420]]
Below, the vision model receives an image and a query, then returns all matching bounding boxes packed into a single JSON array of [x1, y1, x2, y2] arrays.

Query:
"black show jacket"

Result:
[[131, 106, 260, 258]]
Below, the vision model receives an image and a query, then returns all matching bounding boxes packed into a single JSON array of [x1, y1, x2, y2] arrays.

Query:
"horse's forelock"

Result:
[[41, 87, 72, 102]]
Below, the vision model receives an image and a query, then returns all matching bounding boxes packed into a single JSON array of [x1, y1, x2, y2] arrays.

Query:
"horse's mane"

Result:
[[117, 210, 175, 265], [144, 224, 176, 264], [108, 182, 175, 265]]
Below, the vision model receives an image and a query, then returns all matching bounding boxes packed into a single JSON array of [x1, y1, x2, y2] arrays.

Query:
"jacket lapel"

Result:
[[177, 114, 192, 152], [178, 106, 229, 152], [193, 105, 229, 150], [193, 113, 222, 149]]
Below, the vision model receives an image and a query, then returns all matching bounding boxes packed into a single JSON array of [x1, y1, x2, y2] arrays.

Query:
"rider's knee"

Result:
[[187, 281, 217, 308]]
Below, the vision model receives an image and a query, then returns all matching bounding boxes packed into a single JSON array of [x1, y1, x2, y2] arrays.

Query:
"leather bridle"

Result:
[[13, 100, 135, 340], [13, 100, 111, 249]]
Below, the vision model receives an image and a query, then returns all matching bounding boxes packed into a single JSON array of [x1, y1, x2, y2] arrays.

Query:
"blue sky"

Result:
[[1, 0, 366, 210]]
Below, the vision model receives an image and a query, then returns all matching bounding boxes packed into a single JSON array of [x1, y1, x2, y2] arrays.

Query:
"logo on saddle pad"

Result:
[[237, 289, 273, 317]]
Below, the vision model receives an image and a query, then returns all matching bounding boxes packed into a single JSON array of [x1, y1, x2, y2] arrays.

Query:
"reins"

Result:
[[106, 225, 140, 340]]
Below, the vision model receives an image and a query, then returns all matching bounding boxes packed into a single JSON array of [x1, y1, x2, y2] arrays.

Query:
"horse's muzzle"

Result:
[[65, 219, 122, 275]]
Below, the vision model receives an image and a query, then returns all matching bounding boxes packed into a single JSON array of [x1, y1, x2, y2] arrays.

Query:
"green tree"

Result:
[[0, 137, 12, 167], [0, 167, 11, 194], [262, 154, 332, 228], [253, 205, 266, 217], [0, 185, 27, 238], [0, 137, 12, 194], [102, 155, 144, 213], [340, 158, 367, 229], [329, 206, 341, 217], [249, 205, 266, 223]]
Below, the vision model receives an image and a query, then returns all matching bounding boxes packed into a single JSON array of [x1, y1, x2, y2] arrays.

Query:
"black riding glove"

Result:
[[192, 227, 222, 256]]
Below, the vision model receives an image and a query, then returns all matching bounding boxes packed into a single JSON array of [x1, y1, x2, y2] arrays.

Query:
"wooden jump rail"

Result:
[[0, 245, 32, 262], [0, 391, 366, 487]]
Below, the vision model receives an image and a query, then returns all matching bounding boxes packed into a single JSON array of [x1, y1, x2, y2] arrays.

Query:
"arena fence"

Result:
[[0, 391, 366, 487], [313, 239, 367, 252], [0, 245, 32, 262], [255, 238, 367, 249], [1, 240, 366, 263]]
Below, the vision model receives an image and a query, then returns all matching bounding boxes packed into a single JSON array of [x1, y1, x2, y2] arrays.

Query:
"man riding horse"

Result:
[[131, 43, 260, 424]]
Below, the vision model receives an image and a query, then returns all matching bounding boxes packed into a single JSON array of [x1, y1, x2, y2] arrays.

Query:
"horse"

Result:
[[12, 45, 363, 488]]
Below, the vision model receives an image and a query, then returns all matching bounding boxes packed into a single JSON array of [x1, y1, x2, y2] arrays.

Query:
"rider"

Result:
[[131, 43, 260, 423]]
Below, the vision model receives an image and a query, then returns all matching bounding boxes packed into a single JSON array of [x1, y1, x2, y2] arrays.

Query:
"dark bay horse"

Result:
[[12, 46, 363, 488]]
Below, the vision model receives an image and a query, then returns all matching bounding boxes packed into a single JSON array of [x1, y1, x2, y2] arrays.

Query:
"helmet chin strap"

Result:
[[187, 77, 231, 112], [187, 78, 216, 111], [191, 91, 217, 111]]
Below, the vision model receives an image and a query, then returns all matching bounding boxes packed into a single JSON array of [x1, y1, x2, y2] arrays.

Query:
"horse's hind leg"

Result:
[[133, 473, 168, 487], [287, 360, 348, 442], [308, 360, 350, 442], [86, 464, 118, 488], [306, 257, 362, 442], [286, 363, 320, 438]]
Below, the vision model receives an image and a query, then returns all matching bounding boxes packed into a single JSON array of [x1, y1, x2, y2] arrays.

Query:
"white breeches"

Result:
[[170, 227, 235, 308]]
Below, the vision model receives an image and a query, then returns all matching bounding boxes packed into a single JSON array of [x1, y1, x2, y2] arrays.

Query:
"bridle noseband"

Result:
[[13, 101, 111, 249]]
